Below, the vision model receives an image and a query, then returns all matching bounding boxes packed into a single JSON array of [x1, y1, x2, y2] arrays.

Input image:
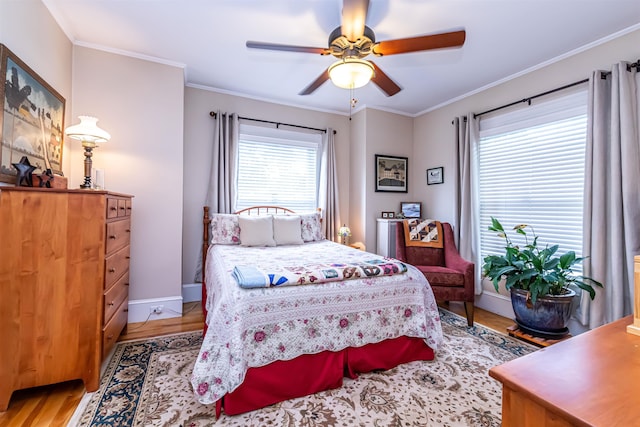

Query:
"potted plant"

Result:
[[482, 217, 603, 337]]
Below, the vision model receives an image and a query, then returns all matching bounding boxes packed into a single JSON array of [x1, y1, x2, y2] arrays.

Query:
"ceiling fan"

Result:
[[246, 0, 466, 97]]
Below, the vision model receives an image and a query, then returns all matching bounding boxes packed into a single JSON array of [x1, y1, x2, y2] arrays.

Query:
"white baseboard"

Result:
[[127, 296, 183, 323], [475, 291, 515, 320], [182, 282, 202, 303]]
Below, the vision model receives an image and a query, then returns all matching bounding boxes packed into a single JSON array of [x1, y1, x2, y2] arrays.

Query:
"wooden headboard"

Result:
[[202, 205, 296, 260], [235, 206, 296, 216]]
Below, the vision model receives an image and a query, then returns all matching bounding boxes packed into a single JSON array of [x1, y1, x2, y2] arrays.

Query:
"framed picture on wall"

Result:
[[0, 44, 66, 184], [426, 167, 444, 185], [375, 154, 408, 193]]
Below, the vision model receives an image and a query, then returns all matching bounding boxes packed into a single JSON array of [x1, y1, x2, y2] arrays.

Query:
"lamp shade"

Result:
[[328, 58, 374, 89], [338, 225, 351, 238], [65, 116, 111, 143]]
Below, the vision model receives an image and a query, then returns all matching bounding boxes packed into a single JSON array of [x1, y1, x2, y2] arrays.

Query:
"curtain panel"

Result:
[[579, 63, 640, 328], [195, 111, 239, 282], [454, 115, 482, 295], [319, 128, 340, 242]]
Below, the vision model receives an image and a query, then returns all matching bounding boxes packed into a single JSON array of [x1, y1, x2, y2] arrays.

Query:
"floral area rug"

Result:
[[70, 309, 535, 427]]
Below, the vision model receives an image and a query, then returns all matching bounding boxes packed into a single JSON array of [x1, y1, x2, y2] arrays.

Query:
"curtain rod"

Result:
[[473, 59, 638, 120], [473, 78, 589, 119], [209, 111, 336, 135]]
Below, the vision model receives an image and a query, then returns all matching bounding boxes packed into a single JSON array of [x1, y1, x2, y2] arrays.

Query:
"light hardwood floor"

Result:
[[0, 301, 512, 426]]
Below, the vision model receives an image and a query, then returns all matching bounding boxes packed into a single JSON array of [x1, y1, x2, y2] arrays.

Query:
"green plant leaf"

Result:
[[488, 217, 504, 233]]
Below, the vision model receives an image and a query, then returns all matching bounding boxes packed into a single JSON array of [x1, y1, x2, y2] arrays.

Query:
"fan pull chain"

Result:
[[349, 86, 358, 120]]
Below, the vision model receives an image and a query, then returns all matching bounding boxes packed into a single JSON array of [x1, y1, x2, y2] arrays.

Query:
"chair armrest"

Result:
[[442, 223, 475, 286], [395, 223, 407, 261]]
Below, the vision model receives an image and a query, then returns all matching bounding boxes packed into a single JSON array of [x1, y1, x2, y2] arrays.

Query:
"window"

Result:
[[236, 124, 322, 212], [478, 89, 588, 270]]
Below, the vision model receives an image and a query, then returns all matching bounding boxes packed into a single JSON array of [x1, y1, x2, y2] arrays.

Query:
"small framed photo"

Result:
[[382, 212, 388, 218], [426, 167, 444, 185], [388, 212, 395, 219], [401, 202, 422, 218]]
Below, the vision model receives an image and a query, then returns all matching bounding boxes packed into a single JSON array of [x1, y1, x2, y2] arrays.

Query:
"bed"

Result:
[[191, 206, 443, 417]]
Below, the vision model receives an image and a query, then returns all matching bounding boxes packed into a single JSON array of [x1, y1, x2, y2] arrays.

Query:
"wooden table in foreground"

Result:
[[490, 315, 640, 427]]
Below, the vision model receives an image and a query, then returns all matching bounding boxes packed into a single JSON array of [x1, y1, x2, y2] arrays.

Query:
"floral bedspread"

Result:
[[190, 240, 443, 405]]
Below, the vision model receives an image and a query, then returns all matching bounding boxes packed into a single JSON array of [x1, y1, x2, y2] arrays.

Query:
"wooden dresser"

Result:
[[0, 187, 133, 411], [489, 315, 640, 426]]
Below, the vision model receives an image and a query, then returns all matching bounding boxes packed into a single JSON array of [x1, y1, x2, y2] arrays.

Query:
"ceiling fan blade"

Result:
[[299, 68, 330, 95], [341, 0, 369, 41], [246, 41, 330, 55], [373, 30, 466, 56], [370, 62, 401, 97]]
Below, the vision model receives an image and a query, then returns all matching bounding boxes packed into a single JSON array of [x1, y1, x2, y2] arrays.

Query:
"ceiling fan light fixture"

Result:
[[328, 58, 374, 89]]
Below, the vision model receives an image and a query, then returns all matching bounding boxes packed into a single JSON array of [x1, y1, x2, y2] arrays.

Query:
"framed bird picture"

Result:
[[0, 44, 66, 184]]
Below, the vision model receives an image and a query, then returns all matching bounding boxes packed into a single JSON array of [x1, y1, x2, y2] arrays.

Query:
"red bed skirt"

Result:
[[217, 335, 434, 416], [202, 284, 434, 417]]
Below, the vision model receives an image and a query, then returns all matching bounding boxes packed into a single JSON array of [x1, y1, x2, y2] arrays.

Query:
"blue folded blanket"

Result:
[[232, 265, 268, 288]]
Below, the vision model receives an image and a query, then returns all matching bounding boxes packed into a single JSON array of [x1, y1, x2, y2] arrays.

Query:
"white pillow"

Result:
[[273, 215, 303, 245], [239, 215, 276, 247]]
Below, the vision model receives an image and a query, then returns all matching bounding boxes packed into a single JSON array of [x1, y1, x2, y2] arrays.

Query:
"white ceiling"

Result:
[[44, 0, 640, 116]]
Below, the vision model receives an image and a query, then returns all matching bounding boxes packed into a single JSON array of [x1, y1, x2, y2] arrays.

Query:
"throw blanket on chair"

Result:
[[233, 258, 408, 288], [403, 219, 444, 248]]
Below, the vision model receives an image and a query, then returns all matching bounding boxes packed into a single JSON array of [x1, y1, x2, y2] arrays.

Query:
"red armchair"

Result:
[[395, 222, 475, 326]]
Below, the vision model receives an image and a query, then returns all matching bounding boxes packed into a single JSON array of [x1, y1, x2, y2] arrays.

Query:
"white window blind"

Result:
[[236, 124, 322, 212], [478, 89, 588, 270]]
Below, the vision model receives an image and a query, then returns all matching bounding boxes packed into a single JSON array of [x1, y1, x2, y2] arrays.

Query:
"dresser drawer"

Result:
[[117, 199, 128, 217], [107, 198, 119, 219], [105, 245, 130, 289], [106, 218, 131, 254], [104, 272, 129, 324], [102, 298, 128, 359]]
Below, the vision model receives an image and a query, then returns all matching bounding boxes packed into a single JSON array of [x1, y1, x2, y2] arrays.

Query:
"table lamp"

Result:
[[338, 224, 351, 245], [65, 116, 110, 189]]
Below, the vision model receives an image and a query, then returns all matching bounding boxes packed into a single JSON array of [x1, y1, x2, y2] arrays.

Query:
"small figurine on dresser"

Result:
[[12, 156, 36, 187]]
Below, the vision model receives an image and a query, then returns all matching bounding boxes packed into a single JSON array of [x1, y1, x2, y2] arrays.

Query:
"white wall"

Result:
[[363, 109, 413, 252], [348, 110, 367, 247], [0, 0, 73, 179], [414, 28, 640, 226], [2, 2, 185, 321], [412, 27, 640, 318], [182, 86, 351, 285], [71, 46, 185, 320]]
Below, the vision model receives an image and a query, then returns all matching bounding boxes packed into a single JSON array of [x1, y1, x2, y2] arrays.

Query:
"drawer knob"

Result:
[[108, 301, 115, 306], [125, 282, 130, 286], [107, 334, 114, 341], [109, 268, 116, 273], [126, 229, 131, 233], [109, 235, 117, 239], [110, 206, 117, 211], [124, 309, 129, 313], [126, 256, 130, 260]]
